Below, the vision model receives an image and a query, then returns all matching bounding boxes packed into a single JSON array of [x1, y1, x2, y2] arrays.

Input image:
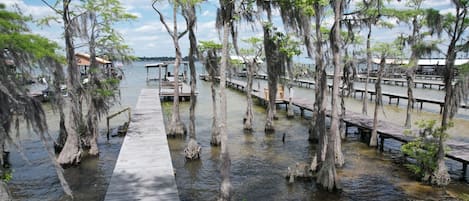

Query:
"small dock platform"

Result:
[[104, 89, 179, 201], [159, 77, 197, 101]]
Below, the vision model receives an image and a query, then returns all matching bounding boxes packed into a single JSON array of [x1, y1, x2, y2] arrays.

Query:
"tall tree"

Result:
[[369, 42, 402, 147], [349, 0, 384, 115], [257, 0, 284, 132], [153, 0, 188, 136], [392, 1, 439, 128], [182, 0, 202, 159], [278, 34, 301, 118], [317, 0, 344, 191], [217, 0, 234, 199], [198, 41, 222, 145], [425, 2, 469, 185], [41, 0, 86, 165], [0, 3, 72, 197], [239, 37, 263, 131], [79, 0, 136, 156]]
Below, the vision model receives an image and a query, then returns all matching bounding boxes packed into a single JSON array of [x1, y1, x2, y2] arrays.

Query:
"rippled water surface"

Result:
[[8, 61, 469, 200]]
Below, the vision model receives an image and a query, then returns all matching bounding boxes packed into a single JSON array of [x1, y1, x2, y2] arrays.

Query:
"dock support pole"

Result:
[[380, 137, 384, 152], [463, 162, 467, 181]]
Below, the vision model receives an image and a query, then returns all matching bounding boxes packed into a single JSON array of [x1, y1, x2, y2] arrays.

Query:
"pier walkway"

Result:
[[262, 76, 468, 111], [104, 89, 179, 201], [204, 76, 469, 181]]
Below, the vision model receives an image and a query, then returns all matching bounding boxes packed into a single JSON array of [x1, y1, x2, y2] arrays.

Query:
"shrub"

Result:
[[401, 120, 450, 182]]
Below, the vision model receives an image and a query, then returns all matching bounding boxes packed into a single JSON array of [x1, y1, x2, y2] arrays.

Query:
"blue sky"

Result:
[[3, 0, 456, 58]]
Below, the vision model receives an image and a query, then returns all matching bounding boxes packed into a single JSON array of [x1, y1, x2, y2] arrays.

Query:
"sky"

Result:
[[3, 0, 456, 58]]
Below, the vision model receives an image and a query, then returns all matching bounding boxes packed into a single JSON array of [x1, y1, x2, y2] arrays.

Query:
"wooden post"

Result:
[[107, 107, 131, 140], [463, 162, 467, 181], [380, 136, 385, 152]]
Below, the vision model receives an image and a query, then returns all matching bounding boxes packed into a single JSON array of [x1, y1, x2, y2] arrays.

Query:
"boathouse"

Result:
[[75, 52, 116, 77]]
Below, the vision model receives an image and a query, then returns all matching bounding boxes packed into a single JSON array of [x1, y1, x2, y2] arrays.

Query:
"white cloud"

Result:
[[136, 23, 160, 33], [202, 10, 212, 17], [4, 0, 53, 19], [440, 8, 456, 15]]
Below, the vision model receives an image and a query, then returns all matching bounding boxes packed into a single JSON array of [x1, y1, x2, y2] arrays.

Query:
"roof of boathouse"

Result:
[[145, 61, 189, 68], [371, 58, 469, 66], [75, 52, 112, 66], [230, 55, 264, 64]]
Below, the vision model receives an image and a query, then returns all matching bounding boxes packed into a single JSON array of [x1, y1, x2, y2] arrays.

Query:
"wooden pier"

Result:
[[104, 89, 180, 201], [258, 76, 468, 111], [356, 75, 448, 90], [206, 77, 469, 181]]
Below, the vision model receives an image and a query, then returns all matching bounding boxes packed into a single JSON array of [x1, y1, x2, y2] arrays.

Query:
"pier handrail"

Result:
[[106, 107, 131, 140]]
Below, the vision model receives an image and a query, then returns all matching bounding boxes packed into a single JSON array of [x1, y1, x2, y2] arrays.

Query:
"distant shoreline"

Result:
[[137, 56, 197, 62]]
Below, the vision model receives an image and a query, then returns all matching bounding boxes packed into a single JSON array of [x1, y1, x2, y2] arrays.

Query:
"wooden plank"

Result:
[[104, 89, 179, 201]]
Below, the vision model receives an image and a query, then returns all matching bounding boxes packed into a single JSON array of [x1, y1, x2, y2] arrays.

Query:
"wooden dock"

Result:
[[356, 75, 448, 90], [158, 77, 196, 101], [207, 77, 469, 181], [255, 76, 467, 111], [104, 89, 180, 201]]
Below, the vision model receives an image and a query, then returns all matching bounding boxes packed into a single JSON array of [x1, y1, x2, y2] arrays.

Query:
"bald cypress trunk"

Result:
[[263, 24, 278, 133], [184, 4, 201, 159], [312, 2, 327, 163], [317, 0, 342, 191], [218, 17, 231, 201], [363, 24, 372, 115], [167, 4, 186, 137], [57, 0, 83, 165], [244, 61, 254, 131], [370, 58, 385, 147]]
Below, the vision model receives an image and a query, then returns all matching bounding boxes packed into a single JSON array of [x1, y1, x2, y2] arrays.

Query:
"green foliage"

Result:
[[1, 170, 12, 183], [198, 40, 222, 53], [0, 4, 62, 63], [401, 120, 451, 182]]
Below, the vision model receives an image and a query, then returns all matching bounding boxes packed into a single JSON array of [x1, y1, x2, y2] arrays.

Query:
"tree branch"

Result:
[[40, 0, 61, 15], [152, 1, 175, 37]]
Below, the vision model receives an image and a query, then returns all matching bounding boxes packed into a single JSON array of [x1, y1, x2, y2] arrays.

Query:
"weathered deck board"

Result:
[[104, 89, 179, 201]]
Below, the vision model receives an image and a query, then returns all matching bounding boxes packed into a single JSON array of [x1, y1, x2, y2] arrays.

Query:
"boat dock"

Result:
[[104, 89, 180, 201], [269, 76, 468, 111], [159, 80, 194, 101], [204, 77, 468, 181], [356, 76, 447, 90]]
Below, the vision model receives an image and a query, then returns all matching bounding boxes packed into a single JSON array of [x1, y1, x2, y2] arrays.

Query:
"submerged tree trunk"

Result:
[[52, 61, 67, 152], [86, 18, 100, 156], [318, 0, 342, 191], [263, 24, 279, 133], [244, 62, 254, 131], [370, 58, 385, 147], [218, 17, 232, 201], [286, 59, 294, 118], [184, 4, 201, 159], [167, 4, 186, 137], [210, 75, 221, 145], [405, 67, 415, 128], [57, 0, 83, 165], [312, 2, 327, 163], [363, 25, 372, 115], [433, 50, 455, 186], [405, 17, 420, 129]]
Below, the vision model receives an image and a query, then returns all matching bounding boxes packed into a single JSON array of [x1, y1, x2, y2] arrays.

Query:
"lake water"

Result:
[[8, 61, 469, 200]]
